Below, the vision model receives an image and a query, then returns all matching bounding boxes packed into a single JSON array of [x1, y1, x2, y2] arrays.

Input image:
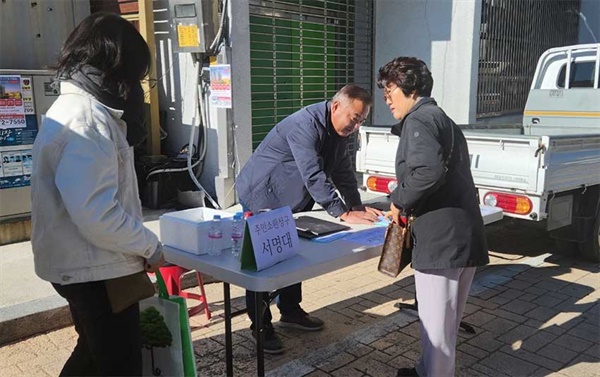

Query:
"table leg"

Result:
[[255, 292, 265, 377], [224, 283, 233, 377]]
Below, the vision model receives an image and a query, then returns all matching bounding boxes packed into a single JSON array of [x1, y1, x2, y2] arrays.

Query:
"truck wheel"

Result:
[[579, 211, 600, 262]]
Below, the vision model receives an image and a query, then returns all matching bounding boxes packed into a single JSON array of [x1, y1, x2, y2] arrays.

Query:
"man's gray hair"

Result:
[[332, 84, 373, 107]]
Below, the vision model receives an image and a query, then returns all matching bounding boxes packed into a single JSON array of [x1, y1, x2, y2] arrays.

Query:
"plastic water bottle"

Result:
[[231, 212, 244, 258], [207, 215, 223, 256]]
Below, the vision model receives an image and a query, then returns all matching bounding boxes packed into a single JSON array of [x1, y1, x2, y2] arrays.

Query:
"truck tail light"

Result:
[[483, 192, 533, 215], [366, 176, 398, 194]]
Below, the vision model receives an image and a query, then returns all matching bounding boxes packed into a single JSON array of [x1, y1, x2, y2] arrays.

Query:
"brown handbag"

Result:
[[377, 216, 415, 278], [104, 271, 156, 313]]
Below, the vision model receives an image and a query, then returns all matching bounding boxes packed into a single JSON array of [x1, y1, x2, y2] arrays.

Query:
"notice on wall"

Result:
[[0, 148, 32, 189], [0, 75, 26, 129], [0, 74, 39, 190], [209, 64, 232, 108]]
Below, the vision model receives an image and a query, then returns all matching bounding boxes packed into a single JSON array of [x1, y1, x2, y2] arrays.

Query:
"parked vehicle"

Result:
[[357, 44, 600, 261]]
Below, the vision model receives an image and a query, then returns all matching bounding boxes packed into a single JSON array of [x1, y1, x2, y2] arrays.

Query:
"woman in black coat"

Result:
[[378, 57, 489, 377]]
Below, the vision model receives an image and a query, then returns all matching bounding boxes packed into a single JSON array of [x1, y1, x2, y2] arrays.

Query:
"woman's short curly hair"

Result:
[[377, 57, 434, 97]]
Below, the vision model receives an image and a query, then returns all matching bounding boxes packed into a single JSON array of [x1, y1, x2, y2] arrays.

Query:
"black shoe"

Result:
[[251, 324, 284, 354], [397, 367, 419, 376], [279, 309, 324, 331]]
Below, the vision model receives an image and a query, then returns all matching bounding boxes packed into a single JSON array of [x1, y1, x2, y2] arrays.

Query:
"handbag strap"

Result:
[[155, 270, 169, 299]]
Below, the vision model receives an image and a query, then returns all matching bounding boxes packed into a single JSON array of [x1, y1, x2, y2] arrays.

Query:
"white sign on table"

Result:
[[240, 206, 300, 272]]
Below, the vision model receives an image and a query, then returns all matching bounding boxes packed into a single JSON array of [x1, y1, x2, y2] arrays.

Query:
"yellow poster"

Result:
[[177, 24, 199, 48]]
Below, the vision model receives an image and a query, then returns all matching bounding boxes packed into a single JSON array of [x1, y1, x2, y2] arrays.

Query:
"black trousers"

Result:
[[53, 280, 142, 376]]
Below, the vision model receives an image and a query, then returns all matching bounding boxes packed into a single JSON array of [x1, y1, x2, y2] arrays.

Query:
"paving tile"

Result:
[[456, 350, 478, 368], [520, 330, 558, 353], [501, 299, 538, 315], [537, 343, 578, 364], [347, 353, 398, 377], [585, 343, 600, 359], [526, 306, 561, 322], [16, 349, 71, 371], [552, 333, 594, 353], [399, 321, 421, 339], [519, 293, 540, 302], [330, 365, 365, 377], [463, 310, 497, 327], [525, 286, 550, 296], [559, 284, 595, 299], [539, 311, 584, 330], [463, 303, 481, 315], [472, 288, 503, 300], [559, 354, 600, 377], [386, 354, 417, 370], [532, 294, 568, 308], [498, 345, 563, 371], [481, 317, 519, 334], [0, 342, 39, 368], [457, 343, 489, 360], [466, 331, 503, 352], [566, 322, 600, 343], [345, 343, 375, 358], [482, 308, 527, 324], [315, 352, 357, 373], [478, 351, 538, 376], [534, 280, 570, 293], [467, 297, 499, 310], [503, 279, 532, 290], [369, 330, 415, 352], [471, 363, 511, 377], [496, 324, 538, 345], [0, 365, 22, 377], [488, 295, 511, 306], [303, 369, 331, 377]]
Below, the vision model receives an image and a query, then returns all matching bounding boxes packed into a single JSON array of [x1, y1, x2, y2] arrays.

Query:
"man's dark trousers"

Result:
[[53, 280, 142, 376]]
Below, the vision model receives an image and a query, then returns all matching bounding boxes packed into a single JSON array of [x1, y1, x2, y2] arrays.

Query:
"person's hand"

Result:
[[144, 253, 165, 273], [387, 203, 407, 225], [340, 209, 379, 224], [352, 205, 384, 218]]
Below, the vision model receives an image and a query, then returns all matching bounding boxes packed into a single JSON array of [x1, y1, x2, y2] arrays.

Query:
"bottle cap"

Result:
[[213, 215, 221, 220]]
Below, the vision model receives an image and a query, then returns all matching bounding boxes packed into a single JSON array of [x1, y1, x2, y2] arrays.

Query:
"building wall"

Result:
[[579, 0, 600, 44], [0, 0, 89, 69], [372, 0, 482, 126]]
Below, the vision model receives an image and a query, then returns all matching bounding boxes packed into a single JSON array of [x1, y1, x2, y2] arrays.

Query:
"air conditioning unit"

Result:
[[0, 70, 58, 220]]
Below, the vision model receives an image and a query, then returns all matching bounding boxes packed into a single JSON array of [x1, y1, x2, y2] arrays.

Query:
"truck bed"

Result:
[[356, 127, 600, 195]]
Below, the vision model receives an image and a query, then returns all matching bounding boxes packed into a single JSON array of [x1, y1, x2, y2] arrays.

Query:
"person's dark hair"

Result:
[[55, 12, 151, 99], [332, 84, 373, 107], [377, 57, 434, 97]]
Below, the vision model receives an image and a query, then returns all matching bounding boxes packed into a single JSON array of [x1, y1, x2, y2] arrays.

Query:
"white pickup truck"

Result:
[[356, 43, 600, 261]]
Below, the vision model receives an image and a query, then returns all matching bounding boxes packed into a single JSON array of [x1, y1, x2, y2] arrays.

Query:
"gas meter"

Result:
[[168, 0, 219, 54]]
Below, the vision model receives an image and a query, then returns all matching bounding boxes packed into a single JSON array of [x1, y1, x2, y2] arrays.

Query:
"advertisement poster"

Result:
[[0, 75, 26, 129], [0, 148, 31, 189], [209, 64, 232, 108], [0, 74, 38, 190]]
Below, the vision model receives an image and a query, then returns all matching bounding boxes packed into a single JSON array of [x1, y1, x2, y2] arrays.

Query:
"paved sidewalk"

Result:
[[1, 221, 599, 376]]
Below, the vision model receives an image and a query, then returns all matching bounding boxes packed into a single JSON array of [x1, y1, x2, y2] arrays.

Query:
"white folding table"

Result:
[[163, 204, 503, 376]]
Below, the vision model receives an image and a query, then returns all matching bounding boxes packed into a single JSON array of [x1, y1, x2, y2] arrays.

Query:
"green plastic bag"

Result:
[[140, 271, 197, 377]]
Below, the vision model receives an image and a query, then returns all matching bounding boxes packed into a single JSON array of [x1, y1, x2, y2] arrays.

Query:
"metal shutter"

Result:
[[477, 0, 580, 118], [249, 0, 373, 150]]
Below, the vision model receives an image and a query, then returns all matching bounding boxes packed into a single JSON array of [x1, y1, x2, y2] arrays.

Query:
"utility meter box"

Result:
[[168, 0, 219, 53], [0, 70, 58, 220]]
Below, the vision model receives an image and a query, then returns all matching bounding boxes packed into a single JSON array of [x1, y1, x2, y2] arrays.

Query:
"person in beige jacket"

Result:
[[31, 13, 164, 376]]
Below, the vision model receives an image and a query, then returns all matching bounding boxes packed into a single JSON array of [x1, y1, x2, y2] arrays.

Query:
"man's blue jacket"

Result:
[[236, 101, 362, 216]]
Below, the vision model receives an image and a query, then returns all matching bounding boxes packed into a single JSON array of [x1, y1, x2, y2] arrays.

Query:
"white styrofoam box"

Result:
[[160, 207, 235, 255]]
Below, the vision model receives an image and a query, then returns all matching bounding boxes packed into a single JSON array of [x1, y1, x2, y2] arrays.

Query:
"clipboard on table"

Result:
[[295, 216, 351, 239]]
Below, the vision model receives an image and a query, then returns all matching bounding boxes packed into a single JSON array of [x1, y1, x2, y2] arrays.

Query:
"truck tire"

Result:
[[579, 211, 600, 262]]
